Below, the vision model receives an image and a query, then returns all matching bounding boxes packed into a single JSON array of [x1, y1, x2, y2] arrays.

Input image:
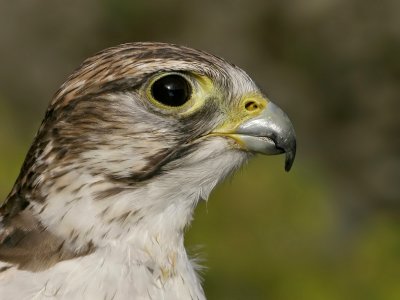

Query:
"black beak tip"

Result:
[[284, 153, 295, 172], [284, 144, 296, 172]]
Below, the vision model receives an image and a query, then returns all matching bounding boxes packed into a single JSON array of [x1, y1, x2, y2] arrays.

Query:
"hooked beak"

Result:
[[216, 101, 296, 171]]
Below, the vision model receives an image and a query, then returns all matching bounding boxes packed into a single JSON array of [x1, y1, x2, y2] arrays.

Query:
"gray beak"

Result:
[[233, 102, 297, 171]]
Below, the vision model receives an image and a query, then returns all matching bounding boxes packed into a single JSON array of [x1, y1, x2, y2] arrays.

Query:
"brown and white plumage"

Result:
[[0, 42, 296, 299]]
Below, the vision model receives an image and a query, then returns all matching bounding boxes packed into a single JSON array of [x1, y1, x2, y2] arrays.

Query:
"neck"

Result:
[[29, 139, 247, 252], [4, 138, 247, 299], [15, 138, 245, 285], [5, 171, 209, 299], [29, 171, 198, 249]]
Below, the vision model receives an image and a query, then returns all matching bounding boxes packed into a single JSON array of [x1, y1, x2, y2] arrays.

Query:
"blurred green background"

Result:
[[0, 1, 399, 299]]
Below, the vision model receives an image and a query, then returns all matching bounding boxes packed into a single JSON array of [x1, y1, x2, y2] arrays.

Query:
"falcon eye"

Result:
[[151, 74, 191, 107]]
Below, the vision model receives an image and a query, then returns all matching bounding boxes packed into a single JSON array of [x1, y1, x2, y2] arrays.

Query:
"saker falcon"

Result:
[[0, 42, 296, 299]]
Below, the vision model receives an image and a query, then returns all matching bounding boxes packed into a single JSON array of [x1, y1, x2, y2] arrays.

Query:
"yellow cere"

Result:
[[214, 93, 269, 134]]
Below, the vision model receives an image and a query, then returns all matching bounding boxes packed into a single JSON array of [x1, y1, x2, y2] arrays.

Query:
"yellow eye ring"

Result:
[[146, 72, 193, 110]]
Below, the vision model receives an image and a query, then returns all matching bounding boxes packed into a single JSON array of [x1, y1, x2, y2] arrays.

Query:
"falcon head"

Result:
[[1, 42, 295, 271]]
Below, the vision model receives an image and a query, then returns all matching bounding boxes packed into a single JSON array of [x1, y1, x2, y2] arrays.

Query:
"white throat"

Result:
[[20, 138, 248, 299]]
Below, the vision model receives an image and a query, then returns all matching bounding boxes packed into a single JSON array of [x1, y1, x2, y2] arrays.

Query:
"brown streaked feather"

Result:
[[52, 42, 234, 110], [0, 209, 95, 272]]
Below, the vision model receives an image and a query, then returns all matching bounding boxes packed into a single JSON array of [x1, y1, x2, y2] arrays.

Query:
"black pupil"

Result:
[[151, 74, 190, 107]]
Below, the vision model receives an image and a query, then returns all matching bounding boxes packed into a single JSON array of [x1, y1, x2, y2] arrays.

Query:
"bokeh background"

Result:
[[0, 1, 399, 299]]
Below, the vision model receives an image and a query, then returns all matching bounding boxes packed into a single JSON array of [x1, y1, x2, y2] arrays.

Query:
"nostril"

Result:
[[244, 100, 261, 112]]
